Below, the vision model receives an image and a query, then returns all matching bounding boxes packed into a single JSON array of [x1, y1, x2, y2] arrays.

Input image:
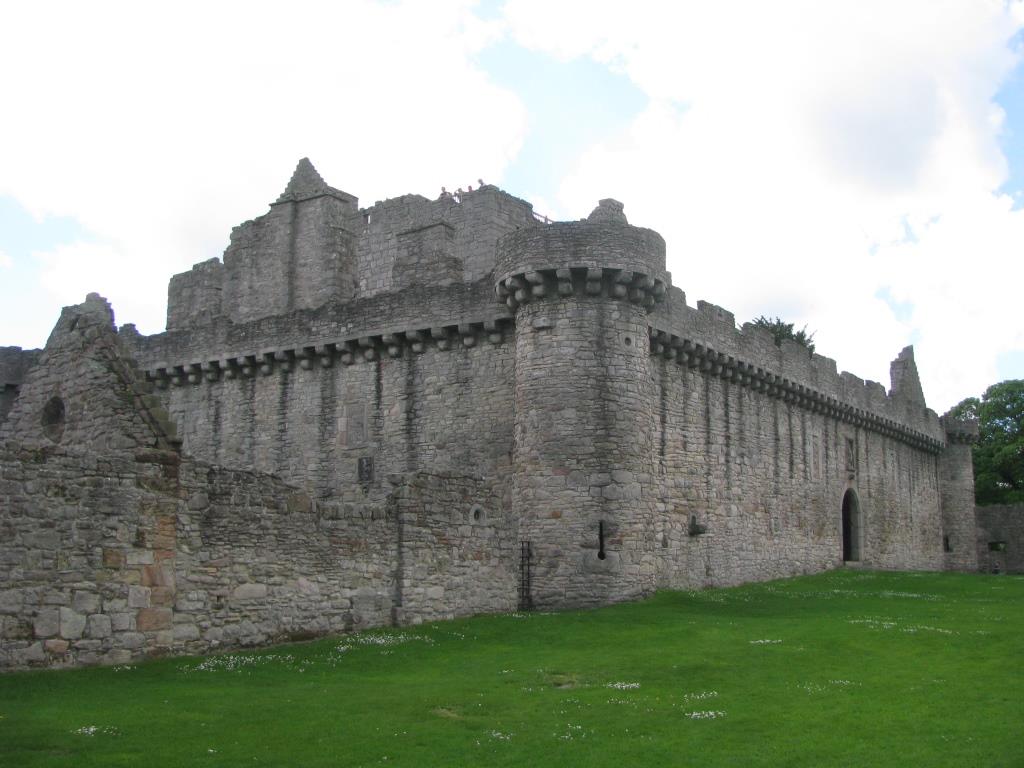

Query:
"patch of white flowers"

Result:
[[686, 710, 726, 720], [683, 690, 719, 701], [72, 725, 120, 736], [606, 681, 640, 690]]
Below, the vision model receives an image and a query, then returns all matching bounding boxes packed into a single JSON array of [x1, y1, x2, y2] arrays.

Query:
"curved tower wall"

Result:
[[498, 218, 670, 607]]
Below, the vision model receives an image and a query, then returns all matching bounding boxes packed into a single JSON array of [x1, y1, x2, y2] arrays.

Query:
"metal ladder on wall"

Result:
[[518, 541, 533, 612]]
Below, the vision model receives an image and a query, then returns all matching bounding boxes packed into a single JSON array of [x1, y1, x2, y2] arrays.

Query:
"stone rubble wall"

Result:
[[0, 438, 511, 670], [976, 505, 1024, 573], [0, 444, 189, 669], [0, 346, 40, 427]]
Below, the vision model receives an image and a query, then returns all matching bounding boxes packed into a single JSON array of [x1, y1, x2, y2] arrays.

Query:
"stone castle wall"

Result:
[[0, 159, 981, 670], [0, 441, 507, 668]]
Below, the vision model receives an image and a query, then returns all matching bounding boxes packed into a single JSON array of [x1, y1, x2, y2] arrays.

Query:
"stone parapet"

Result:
[[144, 316, 514, 387], [647, 324, 944, 453], [941, 414, 979, 444], [495, 217, 669, 313], [649, 287, 946, 450]]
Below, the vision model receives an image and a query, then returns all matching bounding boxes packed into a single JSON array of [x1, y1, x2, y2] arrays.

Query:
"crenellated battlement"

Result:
[[649, 287, 945, 448]]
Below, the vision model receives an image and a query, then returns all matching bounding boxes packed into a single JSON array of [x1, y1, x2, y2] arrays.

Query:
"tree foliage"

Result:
[[949, 379, 1024, 506], [752, 316, 816, 355]]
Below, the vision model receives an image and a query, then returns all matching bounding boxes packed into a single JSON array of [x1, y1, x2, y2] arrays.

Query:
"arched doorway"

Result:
[[841, 489, 860, 562]]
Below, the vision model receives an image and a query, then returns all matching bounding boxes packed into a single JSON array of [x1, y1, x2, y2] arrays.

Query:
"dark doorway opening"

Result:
[[842, 489, 860, 562]]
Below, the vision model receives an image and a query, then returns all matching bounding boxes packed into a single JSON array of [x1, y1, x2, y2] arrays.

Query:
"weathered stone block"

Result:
[[150, 586, 175, 606], [102, 649, 133, 665], [44, 638, 69, 655], [0, 589, 22, 614], [126, 549, 155, 566], [102, 548, 125, 568], [16, 642, 45, 664], [136, 608, 172, 631], [187, 492, 209, 511], [23, 531, 60, 550], [119, 632, 146, 649], [33, 609, 59, 638], [141, 563, 174, 588], [72, 591, 100, 614], [127, 585, 151, 608], [59, 607, 86, 640], [173, 623, 200, 641], [87, 614, 112, 638], [232, 583, 267, 600]]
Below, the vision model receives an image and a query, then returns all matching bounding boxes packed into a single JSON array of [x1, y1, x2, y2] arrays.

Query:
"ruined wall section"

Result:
[[0, 346, 39, 427], [0, 444, 186, 668], [976, 505, 1024, 573], [938, 416, 979, 570], [1, 294, 180, 453], [216, 193, 358, 325], [165, 167, 535, 333], [172, 462, 396, 653], [354, 186, 537, 298], [166, 258, 224, 331]]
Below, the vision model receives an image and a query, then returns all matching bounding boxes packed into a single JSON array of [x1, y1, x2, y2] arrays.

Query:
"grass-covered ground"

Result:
[[1, 569, 1022, 767]]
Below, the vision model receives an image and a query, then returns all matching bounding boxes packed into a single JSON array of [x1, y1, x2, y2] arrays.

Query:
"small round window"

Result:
[[41, 396, 66, 443], [470, 504, 485, 522]]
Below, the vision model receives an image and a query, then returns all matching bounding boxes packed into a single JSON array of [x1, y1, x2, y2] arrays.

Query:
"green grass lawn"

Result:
[[1, 569, 1022, 767]]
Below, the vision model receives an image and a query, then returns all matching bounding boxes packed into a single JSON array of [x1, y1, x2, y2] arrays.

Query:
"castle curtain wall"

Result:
[[0, 160, 980, 669]]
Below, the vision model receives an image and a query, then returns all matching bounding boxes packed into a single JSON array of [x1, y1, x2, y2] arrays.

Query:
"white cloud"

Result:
[[503, 0, 1024, 411], [0, 0, 526, 339], [0, 249, 11, 269]]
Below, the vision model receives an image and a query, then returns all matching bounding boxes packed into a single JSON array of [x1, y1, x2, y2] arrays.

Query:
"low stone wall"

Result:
[[976, 505, 1024, 573], [0, 438, 517, 670]]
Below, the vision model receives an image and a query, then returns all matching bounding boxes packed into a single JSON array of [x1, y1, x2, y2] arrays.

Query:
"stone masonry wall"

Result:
[[0, 346, 40, 427], [0, 444, 185, 668], [145, 331, 516, 510], [650, 355, 944, 592], [1, 439, 512, 669], [393, 471, 515, 624], [976, 505, 1024, 573], [0, 160, 981, 669]]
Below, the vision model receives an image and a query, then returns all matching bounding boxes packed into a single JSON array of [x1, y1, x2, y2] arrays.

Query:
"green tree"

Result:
[[751, 316, 816, 355], [949, 379, 1024, 505]]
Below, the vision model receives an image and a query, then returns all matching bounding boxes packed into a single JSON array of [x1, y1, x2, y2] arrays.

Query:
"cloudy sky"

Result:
[[1, 0, 1022, 413]]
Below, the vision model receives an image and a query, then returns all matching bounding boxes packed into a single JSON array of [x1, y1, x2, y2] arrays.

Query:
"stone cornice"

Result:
[[145, 316, 514, 387], [495, 266, 668, 312]]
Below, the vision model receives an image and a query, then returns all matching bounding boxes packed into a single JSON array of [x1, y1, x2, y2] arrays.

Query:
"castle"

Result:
[[0, 159, 979, 669]]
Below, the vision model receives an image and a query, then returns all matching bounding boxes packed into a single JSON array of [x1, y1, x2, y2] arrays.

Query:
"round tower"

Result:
[[496, 200, 670, 608]]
